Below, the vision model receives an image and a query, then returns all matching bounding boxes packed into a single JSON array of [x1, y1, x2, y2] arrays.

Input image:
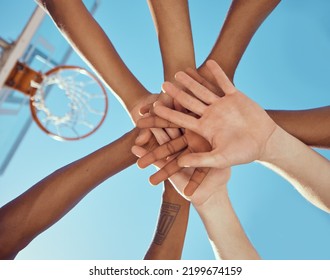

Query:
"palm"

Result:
[[188, 168, 230, 206], [198, 92, 276, 166]]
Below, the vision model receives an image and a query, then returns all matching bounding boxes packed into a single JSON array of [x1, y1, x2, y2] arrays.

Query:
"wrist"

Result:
[[193, 187, 229, 215], [163, 180, 190, 205], [259, 125, 289, 164]]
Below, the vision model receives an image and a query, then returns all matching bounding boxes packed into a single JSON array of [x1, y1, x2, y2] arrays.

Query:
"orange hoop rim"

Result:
[[29, 65, 109, 141]]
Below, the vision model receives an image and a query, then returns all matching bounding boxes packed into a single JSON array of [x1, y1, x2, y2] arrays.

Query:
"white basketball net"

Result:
[[31, 67, 107, 140]]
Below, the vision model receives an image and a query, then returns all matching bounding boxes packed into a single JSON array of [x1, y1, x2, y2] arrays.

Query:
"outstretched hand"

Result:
[[137, 60, 277, 169], [132, 138, 230, 206], [133, 75, 220, 196]]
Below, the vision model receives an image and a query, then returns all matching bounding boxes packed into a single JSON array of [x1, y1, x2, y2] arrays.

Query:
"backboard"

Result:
[[0, 0, 101, 175]]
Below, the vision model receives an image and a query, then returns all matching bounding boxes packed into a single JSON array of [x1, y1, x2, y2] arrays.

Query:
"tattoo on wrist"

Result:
[[153, 202, 180, 245]]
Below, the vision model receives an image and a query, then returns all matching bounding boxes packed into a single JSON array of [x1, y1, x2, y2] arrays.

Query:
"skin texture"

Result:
[[143, 180, 190, 260], [0, 128, 139, 259], [195, 0, 330, 148], [0, 0, 193, 260], [137, 0, 286, 195], [198, 0, 281, 82], [137, 60, 330, 213], [36, 0, 195, 260], [142, 0, 194, 259]]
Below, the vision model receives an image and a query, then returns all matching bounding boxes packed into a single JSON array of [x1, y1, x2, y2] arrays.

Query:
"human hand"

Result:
[[132, 134, 194, 201], [134, 80, 214, 197], [134, 127, 211, 196], [137, 60, 277, 169], [132, 137, 230, 205], [129, 93, 181, 148]]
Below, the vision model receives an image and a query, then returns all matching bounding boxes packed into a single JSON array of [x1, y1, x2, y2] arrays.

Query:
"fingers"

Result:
[[184, 167, 209, 197], [164, 127, 182, 140], [137, 135, 187, 168], [185, 68, 224, 97], [178, 150, 228, 169], [174, 71, 220, 105], [206, 60, 236, 95], [135, 128, 152, 146], [150, 127, 171, 146], [162, 82, 207, 116], [132, 145, 170, 170], [153, 105, 199, 132], [131, 145, 148, 159], [137, 115, 179, 129], [149, 154, 183, 185]]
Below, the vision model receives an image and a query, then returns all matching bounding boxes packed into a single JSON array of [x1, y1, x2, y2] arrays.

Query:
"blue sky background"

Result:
[[0, 0, 329, 260]]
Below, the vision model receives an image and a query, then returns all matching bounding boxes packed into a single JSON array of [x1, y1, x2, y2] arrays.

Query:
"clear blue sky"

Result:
[[0, 0, 329, 260]]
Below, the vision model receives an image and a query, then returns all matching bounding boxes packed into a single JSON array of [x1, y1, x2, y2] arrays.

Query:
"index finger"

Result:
[[137, 115, 180, 129], [206, 60, 237, 95]]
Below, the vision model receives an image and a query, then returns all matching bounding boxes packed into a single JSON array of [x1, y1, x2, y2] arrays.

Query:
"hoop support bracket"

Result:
[[4, 61, 43, 96]]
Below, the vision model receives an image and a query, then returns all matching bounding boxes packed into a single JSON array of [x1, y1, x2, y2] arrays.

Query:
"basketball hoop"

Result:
[[5, 62, 108, 141]]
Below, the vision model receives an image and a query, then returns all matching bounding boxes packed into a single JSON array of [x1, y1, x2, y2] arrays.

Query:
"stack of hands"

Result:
[[132, 60, 330, 259], [1, 0, 329, 261]]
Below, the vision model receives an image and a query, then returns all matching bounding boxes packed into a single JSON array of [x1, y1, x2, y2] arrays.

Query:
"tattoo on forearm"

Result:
[[153, 202, 180, 245]]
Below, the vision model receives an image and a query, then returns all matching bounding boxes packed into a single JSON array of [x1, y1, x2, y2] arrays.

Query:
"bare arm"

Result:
[[0, 128, 139, 259], [37, 0, 148, 114], [198, 0, 281, 82], [138, 60, 330, 213], [194, 184, 260, 260], [144, 180, 189, 260], [267, 107, 330, 148], [148, 0, 195, 81], [197, 0, 330, 148], [142, 0, 195, 259]]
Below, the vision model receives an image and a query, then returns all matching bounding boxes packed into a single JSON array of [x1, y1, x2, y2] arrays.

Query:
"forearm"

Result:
[[37, 0, 148, 111], [260, 125, 330, 213], [148, 0, 195, 82], [144, 180, 190, 260], [199, 0, 281, 82], [0, 128, 138, 259], [267, 106, 330, 148], [194, 189, 260, 260]]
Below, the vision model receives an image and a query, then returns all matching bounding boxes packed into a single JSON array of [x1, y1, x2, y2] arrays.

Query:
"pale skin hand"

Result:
[[196, 0, 330, 148], [136, 0, 212, 197], [138, 60, 330, 213], [135, 143, 259, 260], [138, 60, 276, 169], [136, 142, 259, 259], [137, 0, 283, 193]]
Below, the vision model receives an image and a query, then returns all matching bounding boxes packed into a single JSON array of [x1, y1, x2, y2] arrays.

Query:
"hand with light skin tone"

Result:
[[134, 139, 260, 260], [137, 60, 330, 213], [136, 0, 286, 194], [195, 0, 330, 148], [137, 0, 212, 197]]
